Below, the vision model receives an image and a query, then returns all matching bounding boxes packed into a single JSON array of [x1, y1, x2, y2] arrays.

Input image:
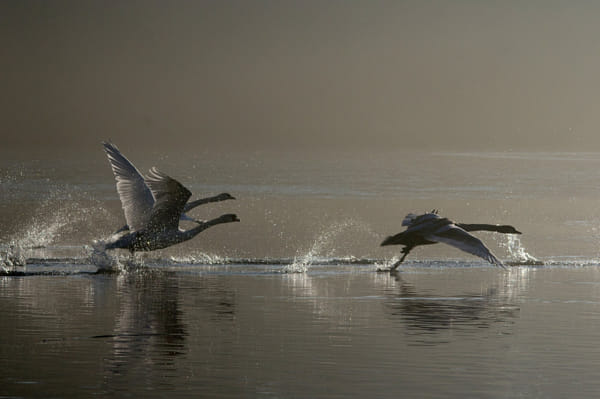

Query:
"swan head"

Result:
[[217, 193, 236, 201], [498, 225, 522, 234], [222, 213, 240, 223]]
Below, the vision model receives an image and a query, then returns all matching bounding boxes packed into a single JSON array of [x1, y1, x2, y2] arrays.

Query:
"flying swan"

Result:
[[101, 142, 239, 253], [103, 142, 235, 234], [381, 211, 521, 270]]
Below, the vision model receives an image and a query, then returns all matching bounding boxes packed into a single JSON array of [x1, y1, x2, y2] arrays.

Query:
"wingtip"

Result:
[[147, 166, 165, 179], [102, 141, 119, 154], [492, 257, 507, 269]]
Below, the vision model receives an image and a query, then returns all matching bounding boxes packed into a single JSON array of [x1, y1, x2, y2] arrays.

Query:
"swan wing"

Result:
[[144, 167, 192, 231], [103, 142, 155, 232], [403, 212, 443, 227], [403, 213, 449, 234], [425, 224, 505, 268], [380, 213, 451, 246]]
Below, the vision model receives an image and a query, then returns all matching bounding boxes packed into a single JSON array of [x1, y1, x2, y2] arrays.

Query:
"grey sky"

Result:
[[2, 1, 600, 152]]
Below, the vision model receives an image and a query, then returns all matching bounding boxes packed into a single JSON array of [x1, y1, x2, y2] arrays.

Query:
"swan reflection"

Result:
[[102, 270, 187, 386], [383, 271, 524, 338]]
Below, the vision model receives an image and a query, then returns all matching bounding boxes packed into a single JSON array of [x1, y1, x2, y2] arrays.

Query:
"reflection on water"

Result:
[[3, 266, 600, 398], [384, 273, 521, 341], [100, 271, 187, 391]]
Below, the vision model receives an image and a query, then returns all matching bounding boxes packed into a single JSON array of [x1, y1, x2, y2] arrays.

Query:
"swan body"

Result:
[[381, 211, 521, 270], [102, 143, 239, 253]]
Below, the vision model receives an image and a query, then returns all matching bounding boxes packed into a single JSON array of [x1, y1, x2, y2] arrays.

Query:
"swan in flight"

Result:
[[101, 142, 239, 253], [103, 142, 235, 233], [381, 211, 522, 270]]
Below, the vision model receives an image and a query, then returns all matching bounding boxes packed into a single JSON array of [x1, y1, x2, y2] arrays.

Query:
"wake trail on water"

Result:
[[0, 203, 593, 275]]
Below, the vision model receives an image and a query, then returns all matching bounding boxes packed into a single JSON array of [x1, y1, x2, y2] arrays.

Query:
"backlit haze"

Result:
[[3, 1, 600, 155], [5, 5, 600, 398], [3, 1, 600, 262]]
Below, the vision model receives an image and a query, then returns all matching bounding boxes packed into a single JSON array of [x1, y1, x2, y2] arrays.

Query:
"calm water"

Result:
[[3, 150, 600, 397], [3, 266, 600, 398]]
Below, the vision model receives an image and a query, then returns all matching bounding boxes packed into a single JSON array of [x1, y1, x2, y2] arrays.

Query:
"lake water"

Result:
[[2, 149, 600, 397]]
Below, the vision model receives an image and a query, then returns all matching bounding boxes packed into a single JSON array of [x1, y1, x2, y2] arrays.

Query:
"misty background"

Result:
[[2, 1, 600, 155], [3, 1, 600, 262]]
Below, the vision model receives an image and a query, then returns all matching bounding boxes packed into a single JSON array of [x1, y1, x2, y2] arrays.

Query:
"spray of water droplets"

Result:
[[0, 244, 26, 274], [8, 186, 114, 255], [284, 219, 377, 273], [499, 234, 540, 264]]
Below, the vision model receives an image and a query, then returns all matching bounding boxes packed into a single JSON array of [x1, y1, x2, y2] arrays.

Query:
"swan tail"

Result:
[[381, 232, 406, 246]]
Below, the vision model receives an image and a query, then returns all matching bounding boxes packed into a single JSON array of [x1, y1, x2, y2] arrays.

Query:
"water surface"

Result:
[[3, 150, 600, 397], [3, 264, 600, 398]]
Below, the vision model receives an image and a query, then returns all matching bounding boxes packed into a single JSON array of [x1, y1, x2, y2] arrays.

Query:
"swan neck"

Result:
[[457, 223, 504, 232]]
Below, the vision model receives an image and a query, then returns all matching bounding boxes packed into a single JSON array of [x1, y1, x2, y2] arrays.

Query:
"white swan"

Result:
[[101, 142, 239, 253], [381, 211, 521, 270], [103, 142, 235, 234]]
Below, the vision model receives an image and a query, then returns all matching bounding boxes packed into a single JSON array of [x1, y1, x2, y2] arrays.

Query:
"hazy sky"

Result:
[[3, 1, 600, 153]]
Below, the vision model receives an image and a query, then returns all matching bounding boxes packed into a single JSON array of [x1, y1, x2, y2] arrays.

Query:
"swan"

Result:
[[103, 142, 235, 234], [101, 143, 239, 253], [381, 211, 522, 270]]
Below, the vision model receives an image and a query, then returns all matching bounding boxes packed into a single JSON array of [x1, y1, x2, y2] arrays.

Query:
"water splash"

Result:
[[88, 241, 124, 272], [500, 234, 541, 265], [168, 252, 228, 265], [284, 219, 374, 273], [9, 187, 114, 251], [0, 244, 26, 274], [373, 256, 400, 272], [375, 256, 400, 272]]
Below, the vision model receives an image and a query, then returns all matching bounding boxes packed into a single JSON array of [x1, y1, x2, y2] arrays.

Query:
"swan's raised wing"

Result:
[[103, 142, 155, 232], [144, 168, 192, 232], [424, 224, 505, 268]]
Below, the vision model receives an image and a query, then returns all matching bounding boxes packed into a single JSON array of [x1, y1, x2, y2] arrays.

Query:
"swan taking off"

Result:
[[101, 142, 239, 253], [103, 142, 235, 234], [381, 211, 522, 270]]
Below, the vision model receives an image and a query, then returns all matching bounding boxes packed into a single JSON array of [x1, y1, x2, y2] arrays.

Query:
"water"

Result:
[[3, 266, 600, 398], [3, 149, 600, 397]]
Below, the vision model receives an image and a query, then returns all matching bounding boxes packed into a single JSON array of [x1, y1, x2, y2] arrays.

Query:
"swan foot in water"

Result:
[[376, 250, 410, 273], [90, 240, 124, 273]]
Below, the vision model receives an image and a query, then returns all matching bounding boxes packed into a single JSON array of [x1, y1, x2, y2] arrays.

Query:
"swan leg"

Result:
[[390, 246, 413, 271], [114, 224, 130, 235]]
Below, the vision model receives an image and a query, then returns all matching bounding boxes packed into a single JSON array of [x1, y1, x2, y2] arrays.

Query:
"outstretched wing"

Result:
[[425, 224, 505, 268], [102, 142, 155, 232], [144, 168, 192, 232]]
